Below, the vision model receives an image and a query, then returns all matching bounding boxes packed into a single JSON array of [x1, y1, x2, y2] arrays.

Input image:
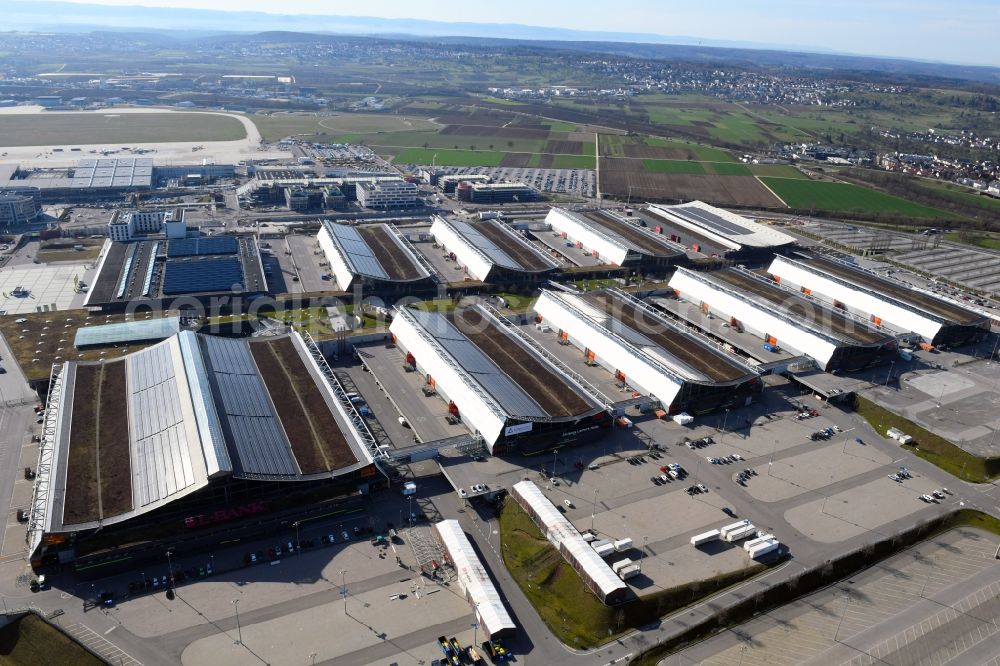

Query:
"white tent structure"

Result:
[[511, 481, 628, 604], [435, 519, 516, 638]]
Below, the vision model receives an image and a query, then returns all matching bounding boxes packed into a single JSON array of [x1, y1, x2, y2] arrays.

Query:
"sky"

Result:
[[42, 0, 1000, 67]]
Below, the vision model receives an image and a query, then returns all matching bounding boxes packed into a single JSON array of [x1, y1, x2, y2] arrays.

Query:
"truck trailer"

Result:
[[690, 529, 721, 547], [723, 524, 757, 542], [748, 539, 780, 559], [743, 534, 775, 552]]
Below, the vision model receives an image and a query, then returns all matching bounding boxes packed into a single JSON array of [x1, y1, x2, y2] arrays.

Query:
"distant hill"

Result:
[[5, 1, 1000, 87]]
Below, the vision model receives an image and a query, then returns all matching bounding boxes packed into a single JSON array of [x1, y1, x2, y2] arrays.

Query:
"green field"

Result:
[[707, 161, 752, 176], [749, 164, 807, 179], [551, 154, 596, 169], [392, 147, 507, 166], [760, 178, 952, 218], [643, 159, 706, 174], [0, 112, 246, 146], [251, 112, 439, 143]]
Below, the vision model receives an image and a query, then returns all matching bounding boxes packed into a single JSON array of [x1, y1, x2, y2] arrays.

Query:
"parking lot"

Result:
[[431, 166, 597, 198], [668, 527, 1000, 666]]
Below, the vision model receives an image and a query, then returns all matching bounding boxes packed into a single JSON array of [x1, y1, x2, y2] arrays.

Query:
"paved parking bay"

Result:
[[744, 443, 892, 502], [357, 342, 470, 443], [783, 474, 947, 543], [669, 528, 1000, 666], [532, 229, 606, 266], [285, 234, 332, 292], [0, 263, 96, 314]]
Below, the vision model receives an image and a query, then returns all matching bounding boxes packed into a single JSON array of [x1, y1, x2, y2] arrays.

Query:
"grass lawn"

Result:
[[544, 120, 579, 132], [0, 614, 103, 666], [642, 159, 706, 174], [760, 178, 953, 218], [391, 147, 507, 166], [0, 112, 246, 146], [551, 154, 596, 169], [501, 500, 766, 648], [480, 96, 526, 106], [855, 395, 1000, 482]]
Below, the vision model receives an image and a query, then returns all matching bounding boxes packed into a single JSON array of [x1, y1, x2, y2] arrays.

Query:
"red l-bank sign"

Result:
[[184, 501, 268, 529]]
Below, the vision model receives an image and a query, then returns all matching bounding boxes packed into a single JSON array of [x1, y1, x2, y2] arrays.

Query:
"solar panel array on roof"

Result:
[[666, 206, 751, 236], [408, 309, 548, 418], [74, 316, 180, 348], [163, 258, 243, 295], [128, 343, 197, 507], [450, 219, 519, 270], [324, 222, 388, 279], [200, 336, 299, 477], [167, 237, 239, 258]]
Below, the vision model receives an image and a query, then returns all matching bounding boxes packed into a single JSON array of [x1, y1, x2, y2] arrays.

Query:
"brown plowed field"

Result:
[[582, 211, 680, 257], [622, 144, 699, 160], [586, 292, 750, 382], [537, 154, 555, 168], [543, 140, 585, 155], [599, 163, 785, 208], [250, 337, 357, 474], [476, 221, 553, 271], [451, 309, 593, 417], [712, 269, 890, 345], [500, 152, 531, 168], [357, 225, 423, 281], [440, 124, 550, 140]]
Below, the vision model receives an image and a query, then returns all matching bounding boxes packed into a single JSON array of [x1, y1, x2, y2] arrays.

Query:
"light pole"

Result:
[[833, 590, 851, 642], [590, 489, 599, 532], [232, 599, 242, 645], [471, 622, 479, 650], [294, 521, 301, 554], [340, 569, 348, 615], [721, 408, 730, 442], [884, 361, 895, 387], [165, 549, 175, 589]]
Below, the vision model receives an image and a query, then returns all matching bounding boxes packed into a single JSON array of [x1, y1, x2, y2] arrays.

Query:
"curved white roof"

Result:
[[648, 201, 796, 250]]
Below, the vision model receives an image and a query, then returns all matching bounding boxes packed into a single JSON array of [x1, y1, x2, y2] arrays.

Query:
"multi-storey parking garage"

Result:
[[388, 304, 609, 455], [669, 267, 898, 372], [27, 331, 380, 578], [769, 253, 990, 347], [534, 288, 762, 414], [545, 207, 685, 270], [429, 215, 559, 284], [317, 220, 435, 293]]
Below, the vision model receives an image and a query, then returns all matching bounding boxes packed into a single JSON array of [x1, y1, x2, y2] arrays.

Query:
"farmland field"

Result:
[[749, 164, 807, 179], [642, 159, 706, 175], [600, 157, 784, 207], [760, 178, 953, 218], [392, 147, 507, 166], [252, 112, 438, 142], [0, 112, 246, 146]]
